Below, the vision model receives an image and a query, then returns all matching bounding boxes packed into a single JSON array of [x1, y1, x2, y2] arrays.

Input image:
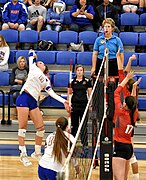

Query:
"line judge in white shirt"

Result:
[[16, 50, 70, 167]]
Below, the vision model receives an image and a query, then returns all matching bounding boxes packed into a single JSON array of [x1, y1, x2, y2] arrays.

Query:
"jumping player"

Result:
[[112, 71, 140, 180], [38, 117, 80, 180], [16, 50, 70, 167]]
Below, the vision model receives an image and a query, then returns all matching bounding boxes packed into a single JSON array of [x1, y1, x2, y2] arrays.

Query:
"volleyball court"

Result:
[[57, 48, 115, 180]]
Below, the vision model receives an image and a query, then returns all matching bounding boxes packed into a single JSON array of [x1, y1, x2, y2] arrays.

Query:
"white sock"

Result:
[[19, 146, 27, 154], [133, 173, 139, 180], [35, 145, 41, 154]]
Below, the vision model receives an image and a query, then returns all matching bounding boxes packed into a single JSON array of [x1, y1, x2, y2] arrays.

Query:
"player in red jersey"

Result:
[[112, 71, 140, 180]]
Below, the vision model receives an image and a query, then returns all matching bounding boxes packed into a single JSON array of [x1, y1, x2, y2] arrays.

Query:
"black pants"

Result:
[[71, 109, 88, 146], [95, 58, 118, 77]]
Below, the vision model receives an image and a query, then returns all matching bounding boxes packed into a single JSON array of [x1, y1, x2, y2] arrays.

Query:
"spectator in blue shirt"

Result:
[[70, 0, 95, 32], [2, 0, 28, 31], [46, 1, 65, 32]]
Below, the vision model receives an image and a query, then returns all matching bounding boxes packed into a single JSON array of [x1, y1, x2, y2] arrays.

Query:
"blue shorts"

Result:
[[16, 91, 38, 111], [38, 165, 57, 180]]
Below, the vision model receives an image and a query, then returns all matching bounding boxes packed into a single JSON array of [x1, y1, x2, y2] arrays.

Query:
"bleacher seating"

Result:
[[138, 75, 146, 89], [140, 13, 146, 26], [119, 32, 139, 46], [39, 30, 59, 44], [53, 72, 69, 87], [9, 50, 17, 64], [77, 52, 92, 65], [138, 53, 146, 66], [59, 30, 78, 44], [0, 29, 18, 43], [120, 13, 139, 26], [138, 97, 146, 110], [139, 33, 146, 46], [56, 51, 76, 65], [0, 72, 9, 86], [19, 30, 38, 43], [79, 31, 98, 45], [37, 51, 56, 64]]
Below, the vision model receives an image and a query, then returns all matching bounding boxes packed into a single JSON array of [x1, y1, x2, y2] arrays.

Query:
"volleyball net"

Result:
[[57, 48, 115, 180]]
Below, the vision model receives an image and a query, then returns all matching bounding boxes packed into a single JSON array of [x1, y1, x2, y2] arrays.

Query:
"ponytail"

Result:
[[125, 96, 137, 126], [52, 117, 69, 163]]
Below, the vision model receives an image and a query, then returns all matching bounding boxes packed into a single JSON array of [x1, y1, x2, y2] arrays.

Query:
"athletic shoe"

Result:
[[31, 152, 42, 162], [20, 152, 32, 167]]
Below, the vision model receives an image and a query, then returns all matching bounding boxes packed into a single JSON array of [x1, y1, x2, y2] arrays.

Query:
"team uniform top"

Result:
[[70, 76, 92, 110], [20, 55, 65, 104], [39, 131, 75, 172], [93, 34, 124, 60], [114, 85, 138, 144]]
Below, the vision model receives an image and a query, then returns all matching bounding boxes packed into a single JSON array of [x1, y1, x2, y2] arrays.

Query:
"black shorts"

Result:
[[113, 141, 133, 160], [95, 58, 118, 76]]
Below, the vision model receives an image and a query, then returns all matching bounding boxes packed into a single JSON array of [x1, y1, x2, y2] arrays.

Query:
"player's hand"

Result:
[[64, 100, 71, 113], [91, 67, 95, 77], [129, 54, 136, 61], [133, 77, 142, 87]]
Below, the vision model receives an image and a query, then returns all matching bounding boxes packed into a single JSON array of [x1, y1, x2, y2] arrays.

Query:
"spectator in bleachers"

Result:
[[26, 0, 47, 33], [0, 34, 10, 72], [93, 0, 120, 33], [2, 0, 28, 31], [10, 56, 29, 105], [46, 0, 65, 32], [69, 0, 95, 32], [121, 0, 139, 13]]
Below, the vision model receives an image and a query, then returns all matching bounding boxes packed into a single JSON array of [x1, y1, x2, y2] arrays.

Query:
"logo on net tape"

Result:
[[101, 137, 112, 144]]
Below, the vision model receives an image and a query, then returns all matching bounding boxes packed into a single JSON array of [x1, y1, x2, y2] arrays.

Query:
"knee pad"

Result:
[[130, 155, 137, 164], [18, 129, 26, 137], [36, 130, 45, 137]]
